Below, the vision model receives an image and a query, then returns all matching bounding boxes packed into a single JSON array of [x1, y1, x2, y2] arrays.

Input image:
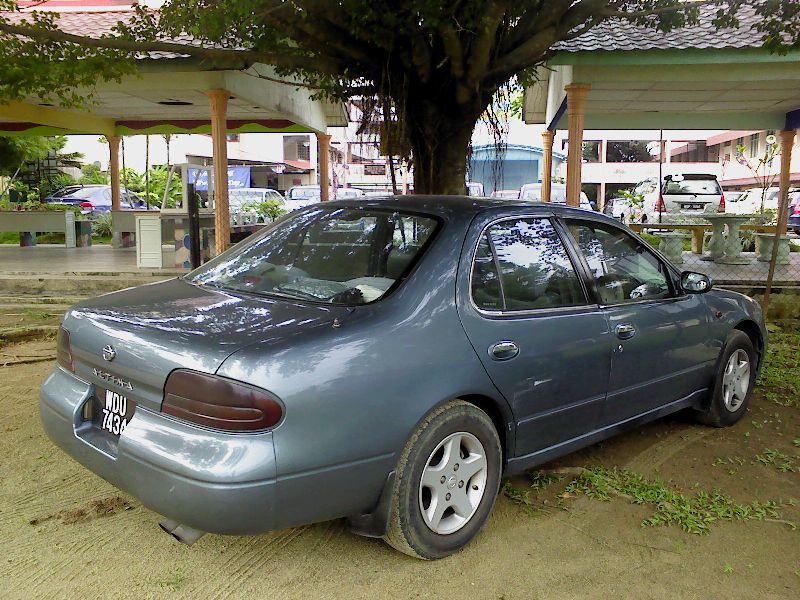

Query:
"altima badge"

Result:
[[102, 344, 117, 362]]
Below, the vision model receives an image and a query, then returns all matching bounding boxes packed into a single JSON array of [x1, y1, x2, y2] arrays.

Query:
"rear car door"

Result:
[[563, 217, 716, 426], [457, 213, 612, 459]]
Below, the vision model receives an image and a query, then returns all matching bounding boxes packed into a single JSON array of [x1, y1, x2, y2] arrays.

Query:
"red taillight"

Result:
[[79, 201, 94, 209], [655, 195, 666, 213], [718, 194, 726, 213], [792, 204, 800, 215], [162, 370, 283, 432], [56, 327, 73, 372]]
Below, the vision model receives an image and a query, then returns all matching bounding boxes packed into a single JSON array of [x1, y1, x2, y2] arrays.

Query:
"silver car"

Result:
[[40, 196, 766, 559]]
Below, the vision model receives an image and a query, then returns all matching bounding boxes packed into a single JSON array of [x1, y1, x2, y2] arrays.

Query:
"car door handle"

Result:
[[615, 324, 636, 340], [489, 341, 519, 361]]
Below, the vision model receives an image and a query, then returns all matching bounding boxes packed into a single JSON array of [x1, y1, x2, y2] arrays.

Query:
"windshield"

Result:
[[662, 178, 721, 195], [289, 187, 320, 200], [188, 207, 440, 305]]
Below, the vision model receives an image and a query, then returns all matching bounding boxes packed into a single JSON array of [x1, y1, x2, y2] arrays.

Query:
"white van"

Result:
[[519, 183, 594, 211]]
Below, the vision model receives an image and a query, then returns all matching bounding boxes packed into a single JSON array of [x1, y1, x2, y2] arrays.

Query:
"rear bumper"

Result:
[[39, 367, 278, 535]]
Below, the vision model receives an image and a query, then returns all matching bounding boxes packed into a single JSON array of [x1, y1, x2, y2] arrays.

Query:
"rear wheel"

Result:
[[696, 330, 757, 427], [383, 400, 502, 559]]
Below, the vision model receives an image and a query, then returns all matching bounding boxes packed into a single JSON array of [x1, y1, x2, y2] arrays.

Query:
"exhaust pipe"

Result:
[[159, 519, 206, 546]]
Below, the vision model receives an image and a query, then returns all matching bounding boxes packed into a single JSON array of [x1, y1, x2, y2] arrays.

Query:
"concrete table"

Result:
[[654, 231, 689, 264], [701, 214, 753, 264]]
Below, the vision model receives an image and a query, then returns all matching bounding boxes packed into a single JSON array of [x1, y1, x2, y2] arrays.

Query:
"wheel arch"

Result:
[[733, 319, 763, 370], [457, 393, 515, 464]]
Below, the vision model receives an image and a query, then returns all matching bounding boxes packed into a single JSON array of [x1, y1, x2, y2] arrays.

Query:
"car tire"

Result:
[[696, 330, 757, 427], [383, 399, 502, 560]]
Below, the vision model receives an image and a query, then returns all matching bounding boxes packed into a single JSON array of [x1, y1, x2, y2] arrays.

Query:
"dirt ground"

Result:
[[0, 339, 798, 600]]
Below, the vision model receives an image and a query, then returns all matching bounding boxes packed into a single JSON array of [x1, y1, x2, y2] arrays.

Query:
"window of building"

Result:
[[605, 141, 658, 163], [749, 133, 760, 158], [582, 141, 601, 162]]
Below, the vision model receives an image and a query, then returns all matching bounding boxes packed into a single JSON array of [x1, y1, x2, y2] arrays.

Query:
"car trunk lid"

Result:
[[64, 278, 345, 411]]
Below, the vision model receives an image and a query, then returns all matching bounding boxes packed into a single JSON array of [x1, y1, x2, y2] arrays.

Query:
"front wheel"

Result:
[[696, 330, 757, 427], [383, 400, 502, 559]]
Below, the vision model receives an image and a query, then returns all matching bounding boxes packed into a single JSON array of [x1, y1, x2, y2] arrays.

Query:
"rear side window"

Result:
[[471, 218, 586, 312]]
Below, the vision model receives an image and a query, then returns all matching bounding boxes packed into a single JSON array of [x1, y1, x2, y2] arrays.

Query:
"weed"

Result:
[[156, 569, 187, 590], [527, 470, 560, 491], [758, 326, 800, 407], [723, 564, 734, 574], [502, 482, 531, 509], [793, 439, 800, 448], [755, 448, 797, 473], [23, 309, 51, 320], [563, 466, 782, 535]]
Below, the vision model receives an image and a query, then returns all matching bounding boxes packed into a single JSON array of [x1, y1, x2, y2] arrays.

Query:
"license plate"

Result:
[[93, 388, 136, 436], [681, 203, 703, 210]]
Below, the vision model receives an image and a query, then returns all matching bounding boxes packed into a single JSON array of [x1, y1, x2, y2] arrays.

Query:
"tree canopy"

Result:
[[1, 1, 799, 194]]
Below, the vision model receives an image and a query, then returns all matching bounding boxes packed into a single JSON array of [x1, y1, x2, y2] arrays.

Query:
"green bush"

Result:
[[243, 199, 286, 221], [92, 212, 113, 237], [38, 172, 77, 199]]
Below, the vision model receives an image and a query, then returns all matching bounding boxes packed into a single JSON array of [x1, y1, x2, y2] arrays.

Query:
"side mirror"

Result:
[[681, 271, 712, 294]]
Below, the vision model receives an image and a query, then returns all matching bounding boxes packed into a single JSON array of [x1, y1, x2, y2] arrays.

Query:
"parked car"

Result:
[[42, 196, 765, 559], [490, 189, 520, 200], [656, 174, 725, 220], [628, 175, 724, 222], [466, 182, 484, 197], [519, 182, 594, 210], [789, 191, 800, 234], [334, 187, 365, 199], [285, 185, 323, 210], [44, 184, 150, 214], [603, 196, 641, 223], [228, 188, 285, 214], [726, 186, 800, 215]]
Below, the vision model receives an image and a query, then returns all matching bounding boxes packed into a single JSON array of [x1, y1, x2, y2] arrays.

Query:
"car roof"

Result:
[[314, 194, 614, 223]]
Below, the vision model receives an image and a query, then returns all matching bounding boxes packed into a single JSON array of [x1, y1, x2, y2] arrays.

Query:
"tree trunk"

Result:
[[403, 96, 486, 196]]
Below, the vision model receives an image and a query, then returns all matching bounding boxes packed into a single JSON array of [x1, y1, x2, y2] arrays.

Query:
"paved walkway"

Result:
[[0, 244, 185, 274]]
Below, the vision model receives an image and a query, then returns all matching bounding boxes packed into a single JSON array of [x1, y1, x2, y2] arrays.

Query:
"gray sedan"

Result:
[[40, 196, 765, 559]]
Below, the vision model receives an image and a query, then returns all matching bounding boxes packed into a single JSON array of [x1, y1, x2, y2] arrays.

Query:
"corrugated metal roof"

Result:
[[555, 5, 764, 53]]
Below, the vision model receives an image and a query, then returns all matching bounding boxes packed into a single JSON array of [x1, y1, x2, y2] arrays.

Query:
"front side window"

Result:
[[566, 219, 671, 305], [188, 207, 439, 305], [471, 218, 586, 312]]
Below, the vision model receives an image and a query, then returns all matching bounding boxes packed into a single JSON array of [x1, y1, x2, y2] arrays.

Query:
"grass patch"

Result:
[[759, 323, 800, 407], [23, 309, 52, 320], [755, 448, 798, 473], [527, 470, 560, 491], [564, 466, 786, 535], [155, 568, 188, 591]]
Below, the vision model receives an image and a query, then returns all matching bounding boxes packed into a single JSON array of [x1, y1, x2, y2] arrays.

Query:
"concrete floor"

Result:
[[0, 244, 186, 274]]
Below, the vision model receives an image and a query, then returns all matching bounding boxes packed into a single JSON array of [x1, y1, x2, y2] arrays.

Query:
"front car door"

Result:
[[457, 211, 612, 462], [562, 217, 717, 426]]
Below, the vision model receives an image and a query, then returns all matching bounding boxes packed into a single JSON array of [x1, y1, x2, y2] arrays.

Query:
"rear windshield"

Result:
[[662, 178, 721, 195], [187, 207, 439, 305]]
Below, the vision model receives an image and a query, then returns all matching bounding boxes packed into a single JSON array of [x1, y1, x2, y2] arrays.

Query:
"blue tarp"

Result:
[[188, 166, 251, 191]]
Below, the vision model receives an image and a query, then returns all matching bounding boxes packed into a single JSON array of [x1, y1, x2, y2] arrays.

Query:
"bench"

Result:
[[0, 210, 91, 247], [628, 222, 776, 254]]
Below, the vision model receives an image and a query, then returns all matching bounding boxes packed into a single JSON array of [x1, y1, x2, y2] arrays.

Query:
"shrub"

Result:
[[243, 199, 286, 221], [92, 212, 113, 237]]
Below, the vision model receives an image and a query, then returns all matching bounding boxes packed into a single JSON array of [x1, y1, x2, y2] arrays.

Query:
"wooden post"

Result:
[[762, 128, 795, 315], [541, 130, 555, 202], [107, 135, 121, 211], [565, 84, 591, 208], [207, 89, 231, 255], [317, 132, 331, 201]]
